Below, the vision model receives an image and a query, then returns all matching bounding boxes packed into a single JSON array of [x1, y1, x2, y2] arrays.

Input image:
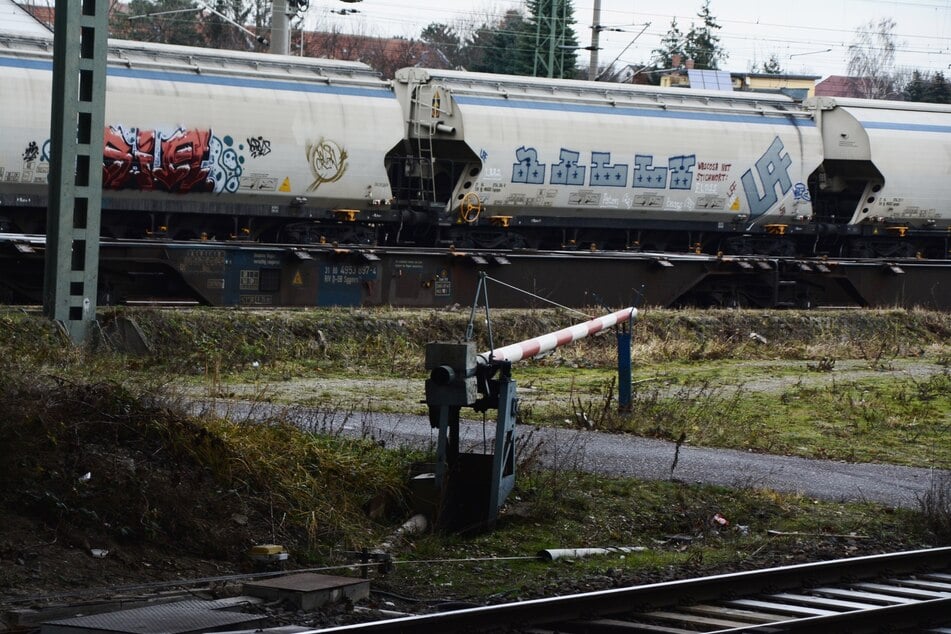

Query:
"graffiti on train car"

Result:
[[22, 141, 39, 163], [306, 138, 348, 191], [101, 126, 247, 193], [0, 140, 47, 184], [512, 146, 699, 189], [246, 136, 272, 158], [508, 136, 800, 218]]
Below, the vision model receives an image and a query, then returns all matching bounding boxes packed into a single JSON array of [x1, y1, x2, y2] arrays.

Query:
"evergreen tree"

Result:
[[902, 70, 928, 102], [684, 0, 727, 70], [897, 70, 951, 104], [464, 10, 528, 75], [926, 72, 951, 103], [421, 23, 463, 69], [652, 17, 686, 71], [115, 0, 270, 51], [204, 0, 256, 50], [760, 53, 783, 74]]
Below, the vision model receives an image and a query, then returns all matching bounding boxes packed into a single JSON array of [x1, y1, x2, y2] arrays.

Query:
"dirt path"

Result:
[[184, 356, 948, 511], [192, 398, 948, 510]]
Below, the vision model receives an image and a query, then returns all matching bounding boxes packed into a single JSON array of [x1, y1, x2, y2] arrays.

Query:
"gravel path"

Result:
[[193, 399, 947, 510]]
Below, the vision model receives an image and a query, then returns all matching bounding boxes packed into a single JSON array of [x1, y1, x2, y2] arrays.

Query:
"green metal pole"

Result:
[[44, 0, 108, 344]]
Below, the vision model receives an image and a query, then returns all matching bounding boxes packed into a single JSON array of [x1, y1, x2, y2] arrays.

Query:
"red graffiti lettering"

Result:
[[102, 127, 133, 189], [153, 129, 212, 192], [102, 126, 213, 193], [132, 129, 156, 190]]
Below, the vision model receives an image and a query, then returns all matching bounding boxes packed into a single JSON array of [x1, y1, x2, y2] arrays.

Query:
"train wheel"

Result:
[[764, 239, 796, 257], [881, 241, 918, 259], [848, 240, 875, 259]]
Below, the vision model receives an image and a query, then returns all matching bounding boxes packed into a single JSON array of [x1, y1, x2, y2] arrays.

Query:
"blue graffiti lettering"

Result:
[[668, 155, 696, 190], [208, 135, 244, 193], [512, 146, 545, 184], [633, 155, 668, 189], [793, 182, 811, 202], [550, 149, 586, 185], [741, 137, 793, 217], [589, 152, 628, 187]]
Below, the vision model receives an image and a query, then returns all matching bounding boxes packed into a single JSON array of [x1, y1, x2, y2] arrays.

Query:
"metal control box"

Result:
[[424, 342, 478, 407]]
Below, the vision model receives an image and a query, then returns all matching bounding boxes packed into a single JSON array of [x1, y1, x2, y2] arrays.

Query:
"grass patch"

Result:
[[0, 306, 949, 603], [545, 371, 951, 467], [0, 369, 425, 570], [92, 307, 951, 468], [377, 469, 935, 600]]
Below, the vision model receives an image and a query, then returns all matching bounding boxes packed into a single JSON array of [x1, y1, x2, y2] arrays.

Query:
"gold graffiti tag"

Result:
[[306, 139, 348, 191]]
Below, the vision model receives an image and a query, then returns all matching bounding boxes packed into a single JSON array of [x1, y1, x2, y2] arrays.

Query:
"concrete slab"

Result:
[[243, 573, 370, 611], [41, 599, 265, 634]]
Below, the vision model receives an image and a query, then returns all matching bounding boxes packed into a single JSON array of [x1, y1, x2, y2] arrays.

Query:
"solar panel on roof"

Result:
[[0, 0, 52, 37], [687, 69, 733, 91]]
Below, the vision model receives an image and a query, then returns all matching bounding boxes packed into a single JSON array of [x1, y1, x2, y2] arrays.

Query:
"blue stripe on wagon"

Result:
[[453, 95, 816, 127], [860, 120, 951, 133], [0, 55, 395, 99]]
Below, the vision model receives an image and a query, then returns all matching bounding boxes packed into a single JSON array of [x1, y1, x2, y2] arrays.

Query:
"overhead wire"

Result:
[[483, 275, 593, 319], [113, 0, 951, 75]]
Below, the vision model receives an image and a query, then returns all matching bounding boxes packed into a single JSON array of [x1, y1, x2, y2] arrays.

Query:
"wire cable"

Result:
[[482, 275, 593, 318]]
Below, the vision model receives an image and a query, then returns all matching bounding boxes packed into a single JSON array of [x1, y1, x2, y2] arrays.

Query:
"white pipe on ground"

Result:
[[538, 546, 647, 561]]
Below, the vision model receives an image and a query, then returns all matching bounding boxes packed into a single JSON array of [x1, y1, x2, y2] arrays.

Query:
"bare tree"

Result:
[[847, 17, 901, 99], [361, 37, 433, 78], [304, 25, 354, 60]]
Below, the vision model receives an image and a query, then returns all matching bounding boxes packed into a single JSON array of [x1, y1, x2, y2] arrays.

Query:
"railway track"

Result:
[[2, 233, 951, 309], [309, 547, 951, 633]]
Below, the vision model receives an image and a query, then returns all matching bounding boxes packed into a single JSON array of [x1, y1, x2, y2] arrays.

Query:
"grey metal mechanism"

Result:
[[426, 341, 518, 531], [587, 0, 602, 80], [43, 0, 107, 344], [423, 275, 637, 532], [422, 274, 513, 532], [534, 0, 569, 78], [270, 0, 290, 55], [423, 342, 518, 534]]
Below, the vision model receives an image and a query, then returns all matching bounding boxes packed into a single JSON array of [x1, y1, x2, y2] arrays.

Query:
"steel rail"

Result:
[[302, 547, 951, 633], [5, 231, 951, 265], [3, 233, 951, 309]]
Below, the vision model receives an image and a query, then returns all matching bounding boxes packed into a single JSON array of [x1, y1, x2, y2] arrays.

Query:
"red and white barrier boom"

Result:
[[480, 307, 637, 364]]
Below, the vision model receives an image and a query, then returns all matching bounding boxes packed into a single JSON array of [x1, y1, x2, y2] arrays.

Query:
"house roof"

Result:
[[736, 72, 821, 81], [815, 75, 868, 98], [4, 0, 52, 36]]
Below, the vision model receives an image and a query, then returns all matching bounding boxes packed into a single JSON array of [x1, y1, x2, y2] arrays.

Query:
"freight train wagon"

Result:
[[2, 32, 950, 258], [0, 32, 403, 243]]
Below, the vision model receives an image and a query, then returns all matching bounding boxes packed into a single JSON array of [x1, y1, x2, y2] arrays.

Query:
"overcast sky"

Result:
[[8, 0, 948, 77], [314, 0, 951, 77]]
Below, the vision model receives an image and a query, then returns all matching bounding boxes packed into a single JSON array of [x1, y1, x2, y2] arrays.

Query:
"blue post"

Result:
[[617, 326, 632, 412]]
